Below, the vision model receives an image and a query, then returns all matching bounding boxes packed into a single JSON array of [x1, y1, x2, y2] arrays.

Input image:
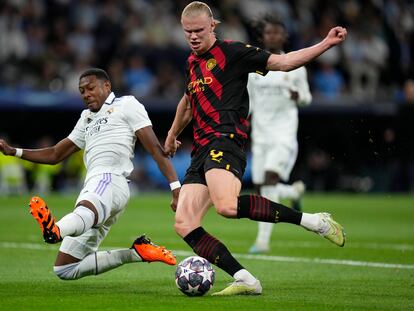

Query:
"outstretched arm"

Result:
[[0, 137, 80, 164], [267, 26, 347, 72], [136, 126, 180, 211], [164, 94, 193, 156]]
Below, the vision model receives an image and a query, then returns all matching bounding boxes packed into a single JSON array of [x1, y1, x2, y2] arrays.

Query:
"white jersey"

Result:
[[248, 65, 311, 145], [68, 92, 152, 181]]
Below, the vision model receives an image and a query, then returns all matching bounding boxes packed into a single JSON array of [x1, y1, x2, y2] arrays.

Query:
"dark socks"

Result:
[[183, 227, 243, 276], [237, 194, 302, 225]]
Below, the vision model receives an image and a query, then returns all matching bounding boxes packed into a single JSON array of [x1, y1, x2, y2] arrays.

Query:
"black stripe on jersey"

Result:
[[191, 62, 223, 149], [192, 62, 219, 122], [194, 51, 225, 112]]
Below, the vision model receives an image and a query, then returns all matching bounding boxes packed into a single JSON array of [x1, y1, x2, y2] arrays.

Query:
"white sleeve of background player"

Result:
[[67, 111, 86, 149], [293, 67, 312, 107], [247, 73, 256, 116], [123, 96, 152, 132]]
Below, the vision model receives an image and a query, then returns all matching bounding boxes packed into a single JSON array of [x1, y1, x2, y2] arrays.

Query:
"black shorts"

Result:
[[183, 137, 247, 185]]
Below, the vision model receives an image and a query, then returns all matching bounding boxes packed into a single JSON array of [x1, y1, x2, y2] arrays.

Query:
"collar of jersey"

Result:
[[88, 92, 115, 118], [105, 92, 116, 105]]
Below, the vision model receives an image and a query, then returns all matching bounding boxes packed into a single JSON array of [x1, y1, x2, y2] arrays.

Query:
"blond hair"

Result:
[[181, 1, 220, 25]]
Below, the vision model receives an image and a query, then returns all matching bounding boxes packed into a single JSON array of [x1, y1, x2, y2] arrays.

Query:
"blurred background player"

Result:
[[0, 136, 27, 195], [165, 1, 346, 296], [247, 17, 312, 254], [29, 136, 62, 195], [0, 68, 179, 280]]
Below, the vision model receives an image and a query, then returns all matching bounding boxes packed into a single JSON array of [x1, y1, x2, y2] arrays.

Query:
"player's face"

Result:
[[182, 13, 215, 55], [263, 24, 287, 53], [78, 75, 111, 112]]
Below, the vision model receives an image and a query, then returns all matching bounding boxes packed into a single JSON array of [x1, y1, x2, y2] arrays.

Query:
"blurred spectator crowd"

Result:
[[1, 0, 414, 104]]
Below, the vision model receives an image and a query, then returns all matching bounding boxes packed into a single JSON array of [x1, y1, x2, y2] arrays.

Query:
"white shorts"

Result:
[[251, 141, 298, 184], [59, 173, 130, 259]]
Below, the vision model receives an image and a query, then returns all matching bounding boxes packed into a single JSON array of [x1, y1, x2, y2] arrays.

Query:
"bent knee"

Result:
[[215, 204, 237, 218], [174, 217, 200, 238], [53, 263, 80, 280], [174, 221, 192, 238]]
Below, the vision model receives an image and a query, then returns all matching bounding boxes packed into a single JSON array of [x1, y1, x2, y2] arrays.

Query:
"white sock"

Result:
[[300, 213, 320, 231], [255, 222, 273, 249], [233, 269, 257, 285], [56, 206, 95, 238], [54, 249, 141, 280], [275, 183, 300, 200]]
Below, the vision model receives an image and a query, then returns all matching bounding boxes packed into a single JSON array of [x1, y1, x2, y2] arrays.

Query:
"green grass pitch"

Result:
[[0, 193, 413, 310]]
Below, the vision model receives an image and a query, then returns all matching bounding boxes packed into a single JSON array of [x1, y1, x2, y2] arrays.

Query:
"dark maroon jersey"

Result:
[[185, 39, 270, 153]]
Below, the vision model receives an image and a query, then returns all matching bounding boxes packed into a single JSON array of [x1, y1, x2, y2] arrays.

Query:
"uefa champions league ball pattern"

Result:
[[175, 256, 215, 296]]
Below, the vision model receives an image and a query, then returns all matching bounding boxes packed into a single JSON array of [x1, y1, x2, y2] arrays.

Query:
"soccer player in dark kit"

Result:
[[164, 1, 347, 296]]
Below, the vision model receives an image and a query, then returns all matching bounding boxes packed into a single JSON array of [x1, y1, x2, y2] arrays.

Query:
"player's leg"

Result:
[[29, 196, 96, 244], [175, 148, 256, 292], [52, 174, 131, 279], [237, 185, 345, 247], [250, 143, 305, 253], [53, 229, 175, 280], [53, 226, 141, 280], [250, 171, 280, 254], [250, 144, 274, 253], [29, 174, 112, 243], [204, 145, 344, 247], [50, 174, 174, 280], [175, 182, 261, 295], [275, 141, 307, 206], [176, 183, 245, 278], [203, 168, 261, 295], [269, 143, 305, 211]]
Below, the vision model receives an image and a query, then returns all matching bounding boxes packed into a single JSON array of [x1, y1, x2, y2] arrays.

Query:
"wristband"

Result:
[[14, 148, 23, 158], [169, 181, 181, 191]]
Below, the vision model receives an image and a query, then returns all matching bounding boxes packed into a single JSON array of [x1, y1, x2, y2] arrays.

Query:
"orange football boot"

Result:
[[132, 235, 176, 265], [29, 196, 62, 244]]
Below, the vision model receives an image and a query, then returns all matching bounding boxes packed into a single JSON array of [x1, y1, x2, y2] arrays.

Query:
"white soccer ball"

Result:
[[175, 256, 215, 296]]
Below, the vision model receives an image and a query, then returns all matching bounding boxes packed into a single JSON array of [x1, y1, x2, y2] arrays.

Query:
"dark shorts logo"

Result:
[[210, 149, 223, 163]]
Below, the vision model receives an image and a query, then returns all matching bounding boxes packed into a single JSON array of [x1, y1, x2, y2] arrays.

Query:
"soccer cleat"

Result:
[[316, 213, 346, 247], [212, 279, 262, 296], [248, 244, 269, 254], [132, 235, 176, 265], [29, 196, 62, 244]]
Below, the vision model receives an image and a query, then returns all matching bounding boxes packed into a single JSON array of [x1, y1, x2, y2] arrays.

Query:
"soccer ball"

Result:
[[175, 256, 215, 296]]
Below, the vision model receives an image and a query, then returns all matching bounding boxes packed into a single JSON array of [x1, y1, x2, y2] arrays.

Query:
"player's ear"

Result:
[[104, 80, 111, 91], [212, 18, 220, 33]]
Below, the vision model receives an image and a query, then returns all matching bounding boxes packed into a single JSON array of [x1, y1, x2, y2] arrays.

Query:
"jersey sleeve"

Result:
[[123, 97, 153, 132], [229, 41, 271, 76], [67, 111, 86, 149]]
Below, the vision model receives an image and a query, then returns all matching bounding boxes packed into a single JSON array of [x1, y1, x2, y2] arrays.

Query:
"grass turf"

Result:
[[0, 193, 413, 310]]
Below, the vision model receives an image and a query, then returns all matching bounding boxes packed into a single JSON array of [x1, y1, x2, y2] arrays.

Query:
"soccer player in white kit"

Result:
[[247, 17, 312, 254], [0, 68, 179, 280]]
